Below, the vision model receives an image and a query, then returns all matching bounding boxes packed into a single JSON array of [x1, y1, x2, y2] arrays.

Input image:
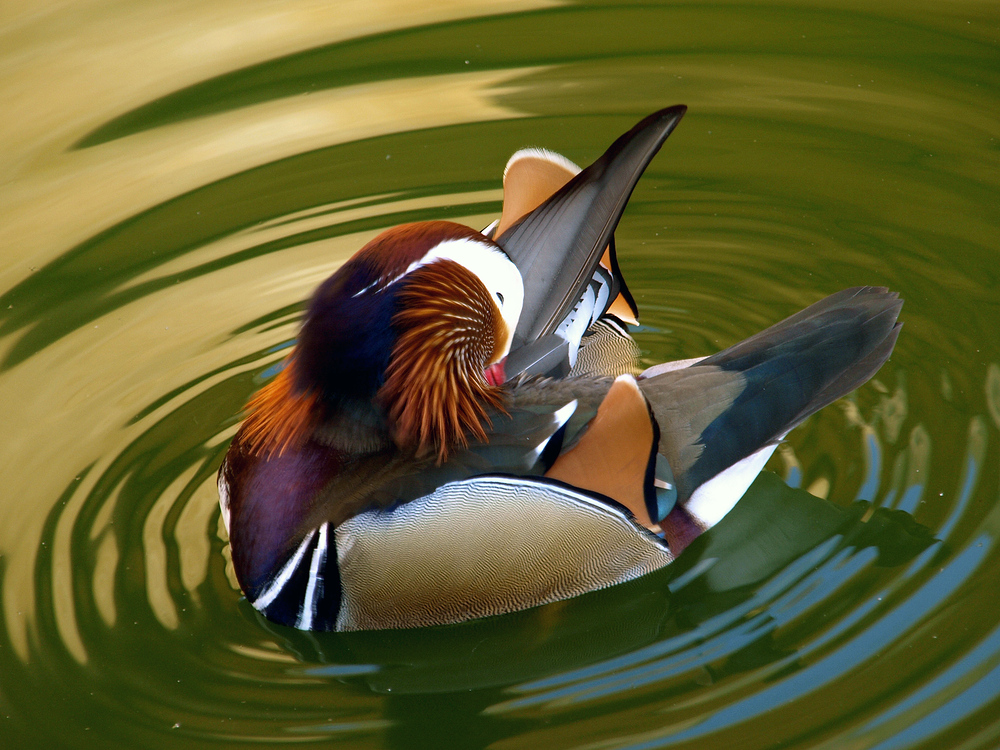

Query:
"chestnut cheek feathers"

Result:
[[402, 236, 524, 355], [378, 259, 508, 461]]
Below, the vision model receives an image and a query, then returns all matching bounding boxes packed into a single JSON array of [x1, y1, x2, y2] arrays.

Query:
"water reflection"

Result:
[[2, 0, 1000, 747]]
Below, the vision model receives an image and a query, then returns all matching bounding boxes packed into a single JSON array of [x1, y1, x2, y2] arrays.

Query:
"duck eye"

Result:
[[495, 292, 504, 305]]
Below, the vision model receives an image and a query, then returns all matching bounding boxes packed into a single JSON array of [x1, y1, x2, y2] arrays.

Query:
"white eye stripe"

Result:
[[406, 238, 515, 286]]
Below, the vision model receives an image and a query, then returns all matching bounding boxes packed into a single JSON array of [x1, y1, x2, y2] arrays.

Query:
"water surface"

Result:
[[2, 1, 999, 748]]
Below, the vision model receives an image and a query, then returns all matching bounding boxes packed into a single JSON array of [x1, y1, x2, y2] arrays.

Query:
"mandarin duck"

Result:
[[219, 106, 902, 632]]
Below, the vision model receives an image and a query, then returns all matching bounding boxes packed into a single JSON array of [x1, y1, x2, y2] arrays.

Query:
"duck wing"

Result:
[[648, 287, 901, 548], [497, 106, 686, 376], [493, 147, 640, 326], [503, 287, 902, 553]]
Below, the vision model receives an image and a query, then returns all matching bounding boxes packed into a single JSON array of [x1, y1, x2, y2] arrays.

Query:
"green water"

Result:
[[2, 1, 999, 748]]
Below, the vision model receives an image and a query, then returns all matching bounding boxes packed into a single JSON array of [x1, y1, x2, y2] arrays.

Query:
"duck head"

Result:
[[235, 105, 691, 466], [241, 220, 523, 463]]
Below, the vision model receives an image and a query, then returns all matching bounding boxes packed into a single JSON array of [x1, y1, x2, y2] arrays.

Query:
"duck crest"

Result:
[[379, 258, 507, 462], [240, 358, 319, 458], [353, 220, 487, 286]]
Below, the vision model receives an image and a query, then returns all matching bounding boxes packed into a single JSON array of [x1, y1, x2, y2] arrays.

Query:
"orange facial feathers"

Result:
[[378, 259, 508, 462], [239, 359, 319, 458]]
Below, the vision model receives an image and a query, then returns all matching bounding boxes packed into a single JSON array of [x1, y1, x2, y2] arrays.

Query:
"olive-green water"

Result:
[[2, 1, 999, 748]]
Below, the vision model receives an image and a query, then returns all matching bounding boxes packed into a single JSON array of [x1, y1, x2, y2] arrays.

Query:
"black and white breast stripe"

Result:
[[250, 522, 340, 630]]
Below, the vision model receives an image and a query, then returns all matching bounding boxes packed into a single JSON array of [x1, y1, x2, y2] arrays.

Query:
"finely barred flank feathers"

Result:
[[379, 259, 507, 462], [240, 360, 319, 457]]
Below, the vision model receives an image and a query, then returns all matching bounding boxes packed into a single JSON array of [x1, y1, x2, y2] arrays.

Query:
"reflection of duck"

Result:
[[219, 106, 902, 632]]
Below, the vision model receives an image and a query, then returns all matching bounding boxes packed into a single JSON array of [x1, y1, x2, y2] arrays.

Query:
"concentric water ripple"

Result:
[[1, 2, 999, 748]]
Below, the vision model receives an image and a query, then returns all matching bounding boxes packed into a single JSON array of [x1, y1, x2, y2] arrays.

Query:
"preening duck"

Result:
[[219, 106, 902, 632]]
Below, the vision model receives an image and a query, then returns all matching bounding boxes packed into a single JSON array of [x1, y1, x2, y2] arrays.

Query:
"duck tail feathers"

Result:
[[639, 287, 902, 531]]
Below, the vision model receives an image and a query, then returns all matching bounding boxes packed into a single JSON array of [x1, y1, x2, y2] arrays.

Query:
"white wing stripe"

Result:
[[527, 400, 578, 463], [685, 443, 780, 528]]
